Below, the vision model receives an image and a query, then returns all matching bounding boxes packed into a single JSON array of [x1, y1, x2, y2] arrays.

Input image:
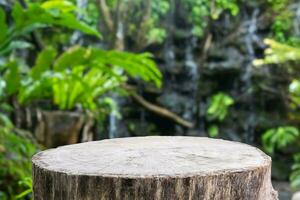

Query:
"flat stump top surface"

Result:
[[32, 136, 270, 178]]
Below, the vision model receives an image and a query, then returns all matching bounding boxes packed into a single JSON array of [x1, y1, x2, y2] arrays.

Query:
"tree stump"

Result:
[[32, 136, 278, 200]]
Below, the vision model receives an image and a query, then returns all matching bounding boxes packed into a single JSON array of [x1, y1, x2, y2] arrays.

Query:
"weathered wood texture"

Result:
[[32, 136, 278, 200], [34, 111, 84, 148]]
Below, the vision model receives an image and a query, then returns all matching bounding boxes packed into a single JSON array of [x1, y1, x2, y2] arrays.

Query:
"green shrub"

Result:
[[0, 126, 38, 200]]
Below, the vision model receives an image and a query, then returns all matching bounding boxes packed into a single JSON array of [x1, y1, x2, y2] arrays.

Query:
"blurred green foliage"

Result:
[[262, 125, 300, 188], [0, 0, 300, 196], [185, 0, 239, 36], [206, 92, 234, 138], [208, 125, 219, 138], [254, 39, 300, 66], [0, 0, 162, 197], [0, 1, 100, 55], [257, 10, 300, 187], [262, 126, 299, 154], [16, 46, 161, 110], [145, 0, 169, 43], [98, 0, 240, 49], [267, 0, 291, 42], [0, 125, 38, 200], [206, 92, 234, 121], [291, 153, 300, 189]]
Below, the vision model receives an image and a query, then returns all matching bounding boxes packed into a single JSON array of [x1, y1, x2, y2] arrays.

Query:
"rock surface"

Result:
[[32, 136, 278, 200]]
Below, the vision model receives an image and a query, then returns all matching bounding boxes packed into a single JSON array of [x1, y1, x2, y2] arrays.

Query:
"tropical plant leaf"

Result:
[[207, 92, 234, 121], [208, 125, 219, 138], [4, 61, 21, 96], [54, 46, 88, 71], [11, 2, 101, 39], [31, 47, 57, 80], [0, 8, 7, 43], [253, 39, 300, 66], [262, 126, 299, 154], [41, 0, 76, 12], [0, 41, 32, 55], [291, 153, 300, 189], [19, 45, 162, 111]]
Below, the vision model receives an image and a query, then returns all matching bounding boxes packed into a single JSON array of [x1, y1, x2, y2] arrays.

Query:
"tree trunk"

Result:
[[32, 136, 278, 200]]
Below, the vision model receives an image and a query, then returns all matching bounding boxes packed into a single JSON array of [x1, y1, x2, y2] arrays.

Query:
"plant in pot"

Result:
[[15, 46, 162, 148], [0, 1, 162, 148], [0, 0, 101, 147]]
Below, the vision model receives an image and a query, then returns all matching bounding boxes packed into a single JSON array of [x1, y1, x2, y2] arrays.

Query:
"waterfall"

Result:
[[184, 37, 198, 84], [163, 42, 175, 74], [108, 108, 117, 139], [163, 0, 176, 78], [184, 36, 199, 122], [108, 20, 125, 139], [108, 94, 121, 139], [242, 8, 260, 143]]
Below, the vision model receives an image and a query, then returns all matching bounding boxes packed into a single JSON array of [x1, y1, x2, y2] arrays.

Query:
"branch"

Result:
[[201, 33, 213, 60], [134, 0, 152, 51], [96, 0, 114, 32], [259, 84, 300, 110], [124, 85, 194, 128], [110, 0, 125, 50], [195, 31, 212, 124]]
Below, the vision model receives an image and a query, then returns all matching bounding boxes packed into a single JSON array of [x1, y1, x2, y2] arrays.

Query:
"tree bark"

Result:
[[32, 136, 278, 200]]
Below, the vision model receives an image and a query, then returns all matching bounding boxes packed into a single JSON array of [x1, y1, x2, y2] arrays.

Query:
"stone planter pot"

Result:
[[34, 110, 85, 148]]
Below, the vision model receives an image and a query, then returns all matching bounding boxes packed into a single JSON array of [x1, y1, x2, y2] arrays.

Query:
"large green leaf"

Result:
[[4, 61, 21, 96], [12, 3, 26, 30], [41, 1, 76, 12], [0, 41, 32, 55], [31, 47, 57, 80], [109, 51, 162, 88], [207, 92, 234, 121], [18, 74, 53, 105], [54, 46, 88, 71], [19, 45, 162, 110], [40, 10, 101, 38], [12, 2, 101, 37], [262, 126, 299, 154], [53, 47, 162, 88], [90, 49, 162, 88], [0, 8, 7, 43], [253, 39, 300, 66]]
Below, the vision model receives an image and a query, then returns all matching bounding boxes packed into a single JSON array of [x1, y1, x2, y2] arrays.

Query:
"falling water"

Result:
[[108, 104, 117, 139], [183, 36, 199, 121], [163, 42, 175, 74], [184, 37, 198, 84], [163, 0, 176, 78], [108, 93, 124, 139], [242, 8, 260, 143], [108, 21, 125, 139]]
